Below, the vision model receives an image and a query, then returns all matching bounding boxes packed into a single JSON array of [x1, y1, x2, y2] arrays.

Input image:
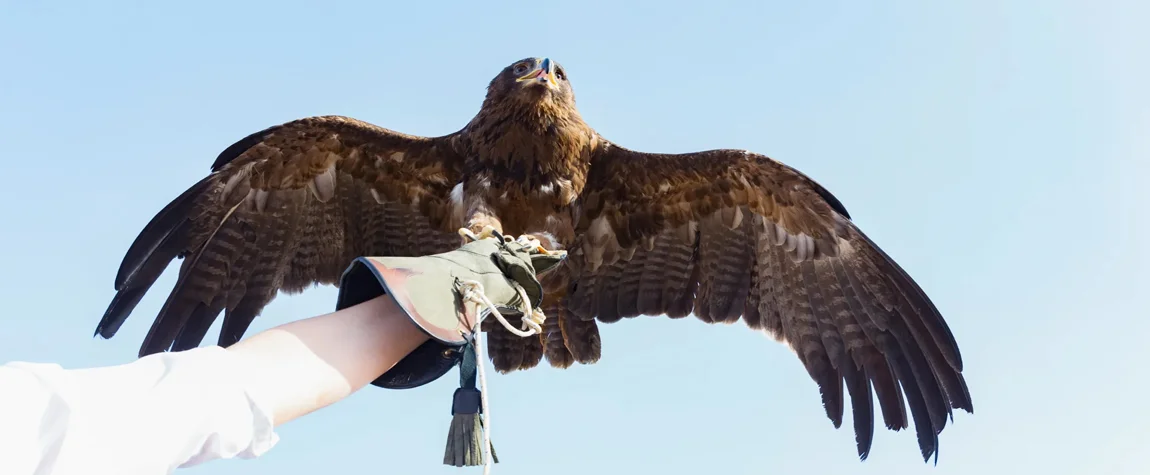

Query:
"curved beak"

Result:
[[516, 58, 557, 87]]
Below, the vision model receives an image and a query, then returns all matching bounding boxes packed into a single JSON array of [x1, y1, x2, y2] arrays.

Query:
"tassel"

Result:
[[443, 342, 497, 467]]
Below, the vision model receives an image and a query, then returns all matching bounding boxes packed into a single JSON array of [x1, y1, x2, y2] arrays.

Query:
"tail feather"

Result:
[[541, 304, 575, 368]]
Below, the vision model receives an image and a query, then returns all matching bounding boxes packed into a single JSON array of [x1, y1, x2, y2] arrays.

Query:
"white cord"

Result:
[[458, 281, 544, 337], [472, 324, 493, 475], [454, 228, 553, 474], [457, 279, 546, 475]]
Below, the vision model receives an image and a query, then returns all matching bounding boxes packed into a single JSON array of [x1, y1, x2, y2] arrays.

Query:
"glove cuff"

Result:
[[335, 257, 464, 389]]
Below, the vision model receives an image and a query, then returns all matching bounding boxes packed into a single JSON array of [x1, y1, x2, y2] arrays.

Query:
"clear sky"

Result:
[[1, 1, 1146, 474]]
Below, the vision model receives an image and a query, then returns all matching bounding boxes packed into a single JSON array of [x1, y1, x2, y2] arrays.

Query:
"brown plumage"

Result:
[[97, 57, 972, 462]]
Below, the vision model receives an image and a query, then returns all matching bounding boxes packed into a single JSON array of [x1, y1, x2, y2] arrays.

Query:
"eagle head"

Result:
[[485, 57, 576, 111]]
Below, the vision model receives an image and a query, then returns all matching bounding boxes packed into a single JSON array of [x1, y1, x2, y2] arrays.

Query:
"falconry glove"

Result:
[[333, 229, 565, 468]]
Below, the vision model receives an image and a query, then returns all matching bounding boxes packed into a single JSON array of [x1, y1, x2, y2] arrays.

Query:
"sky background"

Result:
[[1, 1, 1147, 474]]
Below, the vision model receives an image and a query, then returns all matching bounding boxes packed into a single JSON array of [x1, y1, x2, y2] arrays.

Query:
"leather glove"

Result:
[[334, 231, 566, 390]]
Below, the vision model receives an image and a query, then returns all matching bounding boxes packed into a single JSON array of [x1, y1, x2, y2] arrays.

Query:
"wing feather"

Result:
[[216, 220, 270, 347], [555, 142, 971, 461], [827, 259, 909, 432], [694, 211, 754, 323], [97, 115, 465, 356]]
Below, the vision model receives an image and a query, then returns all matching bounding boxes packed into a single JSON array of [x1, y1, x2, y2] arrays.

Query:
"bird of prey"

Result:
[[97, 57, 972, 462]]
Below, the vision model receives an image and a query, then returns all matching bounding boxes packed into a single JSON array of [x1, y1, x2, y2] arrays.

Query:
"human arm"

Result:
[[0, 294, 428, 475], [0, 232, 558, 475], [225, 294, 429, 426]]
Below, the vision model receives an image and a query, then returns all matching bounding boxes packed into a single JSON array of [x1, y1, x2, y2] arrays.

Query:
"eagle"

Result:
[[97, 57, 972, 462]]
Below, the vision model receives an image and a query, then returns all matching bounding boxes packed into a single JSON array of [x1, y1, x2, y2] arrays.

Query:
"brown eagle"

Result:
[[97, 57, 972, 462]]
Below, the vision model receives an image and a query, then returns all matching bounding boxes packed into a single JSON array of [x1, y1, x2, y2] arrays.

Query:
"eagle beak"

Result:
[[516, 58, 557, 87]]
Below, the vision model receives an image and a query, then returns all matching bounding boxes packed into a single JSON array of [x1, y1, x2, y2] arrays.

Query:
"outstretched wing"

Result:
[[559, 141, 972, 462], [97, 116, 466, 356]]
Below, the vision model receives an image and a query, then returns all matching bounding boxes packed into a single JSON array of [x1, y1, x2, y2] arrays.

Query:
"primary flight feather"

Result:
[[97, 57, 973, 462]]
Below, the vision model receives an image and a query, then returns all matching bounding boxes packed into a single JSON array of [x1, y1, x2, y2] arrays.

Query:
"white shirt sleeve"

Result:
[[0, 346, 280, 475]]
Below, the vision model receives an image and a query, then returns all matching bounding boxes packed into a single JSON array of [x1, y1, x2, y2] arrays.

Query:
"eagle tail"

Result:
[[541, 302, 575, 368], [482, 319, 527, 372]]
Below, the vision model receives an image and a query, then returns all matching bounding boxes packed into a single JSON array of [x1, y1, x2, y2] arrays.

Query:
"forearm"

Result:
[[226, 294, 430, 426], [0, 294, 429, 474]]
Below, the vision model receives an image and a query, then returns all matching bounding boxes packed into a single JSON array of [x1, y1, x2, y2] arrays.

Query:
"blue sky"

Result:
[[1, 1, 1146, 474]]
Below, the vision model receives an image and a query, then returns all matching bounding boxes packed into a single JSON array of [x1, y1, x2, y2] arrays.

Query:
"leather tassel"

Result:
[[443, 342, 498, 467]]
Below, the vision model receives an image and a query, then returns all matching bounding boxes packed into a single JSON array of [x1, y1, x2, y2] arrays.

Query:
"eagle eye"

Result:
[[512, 63, 529, 75]]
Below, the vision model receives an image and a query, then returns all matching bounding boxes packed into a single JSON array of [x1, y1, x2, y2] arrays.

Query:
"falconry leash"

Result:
[[445, 229, 555, 473], [330, 225, 562, 472]]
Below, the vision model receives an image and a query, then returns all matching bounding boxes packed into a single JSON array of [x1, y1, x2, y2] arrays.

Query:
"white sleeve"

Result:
[[0, 346, 280, 475]]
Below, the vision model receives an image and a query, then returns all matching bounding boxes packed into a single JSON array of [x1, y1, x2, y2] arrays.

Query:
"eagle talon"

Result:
[[534, 245, 566, 258], [514, 234, 541, 249], [458, 225, 503, 243], [513, 234, 568, 258], [520, 308, 547, 334]]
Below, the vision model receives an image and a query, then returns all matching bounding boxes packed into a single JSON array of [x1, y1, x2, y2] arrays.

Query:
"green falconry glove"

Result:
[[335, 229, 565, 389], [333, 229, 566, 467]]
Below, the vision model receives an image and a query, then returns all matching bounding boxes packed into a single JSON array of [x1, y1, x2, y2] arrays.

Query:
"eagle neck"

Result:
[[464, 102, 593, 196]]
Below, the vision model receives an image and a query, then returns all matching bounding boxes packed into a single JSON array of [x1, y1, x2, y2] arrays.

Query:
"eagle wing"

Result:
[[557, 141, 973, 461], [97, 115, 466, 356]]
